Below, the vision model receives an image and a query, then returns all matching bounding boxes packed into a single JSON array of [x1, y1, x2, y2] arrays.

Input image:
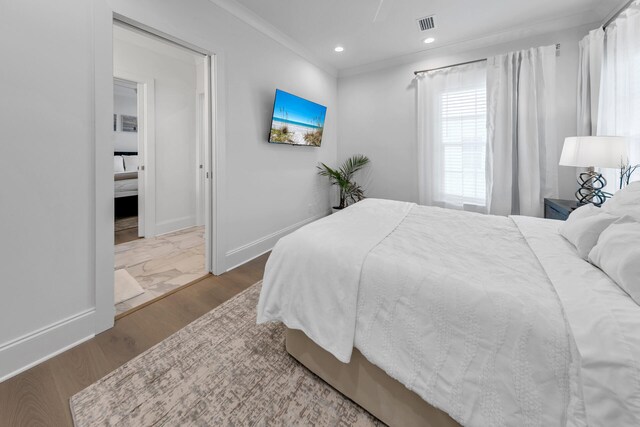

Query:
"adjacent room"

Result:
[[111, 23, 209, 315], [1, 0, 639, 426]]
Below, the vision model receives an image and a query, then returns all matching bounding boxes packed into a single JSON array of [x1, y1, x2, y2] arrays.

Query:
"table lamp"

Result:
[[559, 136, 629, 206]]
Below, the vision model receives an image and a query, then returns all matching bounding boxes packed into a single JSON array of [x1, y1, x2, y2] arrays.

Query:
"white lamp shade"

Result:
[[559, 136, 629, 168]]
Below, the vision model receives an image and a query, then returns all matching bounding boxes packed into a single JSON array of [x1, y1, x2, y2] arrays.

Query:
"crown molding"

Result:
[[207, 0, 337, 77], [338, 11, 601, 78], [599, 0, 635, 27]]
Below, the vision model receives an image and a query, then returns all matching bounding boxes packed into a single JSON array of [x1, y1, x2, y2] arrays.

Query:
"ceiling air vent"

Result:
[[417, 15, 436, 32]]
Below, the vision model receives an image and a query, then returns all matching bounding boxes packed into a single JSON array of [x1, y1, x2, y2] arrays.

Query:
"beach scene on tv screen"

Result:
[[270, 90, 326, 146]]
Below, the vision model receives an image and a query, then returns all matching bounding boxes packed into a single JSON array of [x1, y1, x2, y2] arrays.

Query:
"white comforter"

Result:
[[114, 174, 138, 198], [257, 199, 640, 426]]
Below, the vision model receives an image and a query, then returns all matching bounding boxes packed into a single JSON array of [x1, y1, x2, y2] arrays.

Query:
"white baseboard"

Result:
[[225, 213, 328, 271], [0, 309, 96, 383], [155, 215, 196, 236]]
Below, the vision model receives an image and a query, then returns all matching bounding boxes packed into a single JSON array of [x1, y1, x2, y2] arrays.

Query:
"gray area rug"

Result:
[[70, 282, 382, 426]]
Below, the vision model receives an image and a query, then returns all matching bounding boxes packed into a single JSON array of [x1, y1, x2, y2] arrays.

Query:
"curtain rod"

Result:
[[413, 44, 560, 76], [603, 0, 636, 29], [413, 58, 486, 75]]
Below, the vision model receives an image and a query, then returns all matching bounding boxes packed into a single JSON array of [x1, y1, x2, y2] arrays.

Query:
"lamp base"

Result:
[[575, 171, 610, 206]]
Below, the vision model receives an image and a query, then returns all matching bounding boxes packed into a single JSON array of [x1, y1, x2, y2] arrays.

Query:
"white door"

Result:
[[136, 82, 146, 237], [196, 92, 206, 226]]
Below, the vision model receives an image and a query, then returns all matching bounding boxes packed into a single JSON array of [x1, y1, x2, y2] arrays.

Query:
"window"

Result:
[[418, 61, 487, 211], [439, 87, 487, 206]]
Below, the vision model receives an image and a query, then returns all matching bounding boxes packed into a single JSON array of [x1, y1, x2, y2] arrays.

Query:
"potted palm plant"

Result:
[[317, 154, 370, 212]]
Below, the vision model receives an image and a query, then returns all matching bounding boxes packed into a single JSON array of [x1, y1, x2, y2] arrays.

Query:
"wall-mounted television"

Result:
[[269, 89, 326, 147]]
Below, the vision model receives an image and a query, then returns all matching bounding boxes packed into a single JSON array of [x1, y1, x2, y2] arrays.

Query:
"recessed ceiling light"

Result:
[[423, 37, 435, 44], [334, 46, 344, 52]]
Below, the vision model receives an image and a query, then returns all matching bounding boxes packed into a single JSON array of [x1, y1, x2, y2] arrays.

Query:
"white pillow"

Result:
[[588, 217, 640, 305], [603, 181, 640, 222], [114, 155, 125, 173], [123, 155, 139, 172], [560, 204, 619, 259], [565, 203, 599, 221]]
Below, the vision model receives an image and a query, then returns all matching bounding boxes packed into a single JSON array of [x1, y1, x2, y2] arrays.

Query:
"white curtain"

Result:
[[598, 1, 640, 189], [486, 45, 558, 217], [417, 61, 487, 211], [577, 28, 605, 136]]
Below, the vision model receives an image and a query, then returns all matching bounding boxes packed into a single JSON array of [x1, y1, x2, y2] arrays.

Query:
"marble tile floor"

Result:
[[115, 225, 207, 315]]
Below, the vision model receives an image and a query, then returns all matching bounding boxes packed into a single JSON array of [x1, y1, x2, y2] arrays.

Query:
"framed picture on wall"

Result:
[[121, 115, 137, 132], [113, 114, 117, 131]]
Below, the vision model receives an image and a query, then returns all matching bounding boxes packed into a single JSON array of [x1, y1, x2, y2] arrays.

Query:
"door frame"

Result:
[[195, 92, 205, 227], [113, 75, 156, 237], [93, 3, 227, 333]]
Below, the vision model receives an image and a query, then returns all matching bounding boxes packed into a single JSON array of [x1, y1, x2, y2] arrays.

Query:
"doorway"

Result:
[[111, 21, 213, 316], [113, 77, 143, 244]]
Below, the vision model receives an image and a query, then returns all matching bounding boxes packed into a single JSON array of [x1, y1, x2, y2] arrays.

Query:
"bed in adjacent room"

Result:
[[257, 186, 640, 426], [114, 152, 139, 218]]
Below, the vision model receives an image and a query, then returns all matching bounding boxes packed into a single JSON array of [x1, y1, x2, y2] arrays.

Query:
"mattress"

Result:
[[257, 199, 640, 426]]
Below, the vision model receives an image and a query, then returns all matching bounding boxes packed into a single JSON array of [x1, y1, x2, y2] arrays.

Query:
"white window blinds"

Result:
[[418, 61, 487, 211], [440, 87, 487, 206]]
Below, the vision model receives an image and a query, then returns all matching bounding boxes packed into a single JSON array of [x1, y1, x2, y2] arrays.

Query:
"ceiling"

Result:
[[233, 0, 623, 71]]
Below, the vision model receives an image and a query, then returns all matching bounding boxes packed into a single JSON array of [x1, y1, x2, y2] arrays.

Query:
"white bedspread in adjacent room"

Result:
[[257, 199, 640, 426], [114, 173, 138, 198]]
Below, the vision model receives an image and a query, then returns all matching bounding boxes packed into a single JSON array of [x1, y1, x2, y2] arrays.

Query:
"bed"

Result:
[[257, 196, 640, 426], [114, 152, 138, 217]]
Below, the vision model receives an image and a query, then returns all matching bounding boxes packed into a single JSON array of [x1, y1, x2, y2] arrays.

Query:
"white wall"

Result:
[[338, 25, 591, 204], [114, 34, 199, 235], [113, 84, 138, 152], [0, 0, 337, 381], [0, 0, 97, 381]]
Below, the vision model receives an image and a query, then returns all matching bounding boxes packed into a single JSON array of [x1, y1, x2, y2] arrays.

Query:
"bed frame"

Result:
[[285, 328, 460, 427]]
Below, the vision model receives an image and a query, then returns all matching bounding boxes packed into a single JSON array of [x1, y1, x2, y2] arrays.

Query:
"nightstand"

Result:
[[544, 198, 581, 221]]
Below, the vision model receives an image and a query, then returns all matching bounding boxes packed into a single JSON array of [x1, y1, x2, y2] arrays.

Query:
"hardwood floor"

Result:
[[114, 215, 141, 245], [114, 227, 141, 245], [0, 253, 269, 427]]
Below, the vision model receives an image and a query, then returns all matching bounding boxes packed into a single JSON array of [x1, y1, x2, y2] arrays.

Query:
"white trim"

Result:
[[599, 0, 635, 27], [206, 0, 336, 77], [155, 216, 197, 236], [204, 55, 214, 274], [210, 53, 226, 275], [93, 0, 116, 334], [114, 13, 212, 56], [0, 310, 95, 382], [225, 247, 274, 273], [225, 213, 328, 271]]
